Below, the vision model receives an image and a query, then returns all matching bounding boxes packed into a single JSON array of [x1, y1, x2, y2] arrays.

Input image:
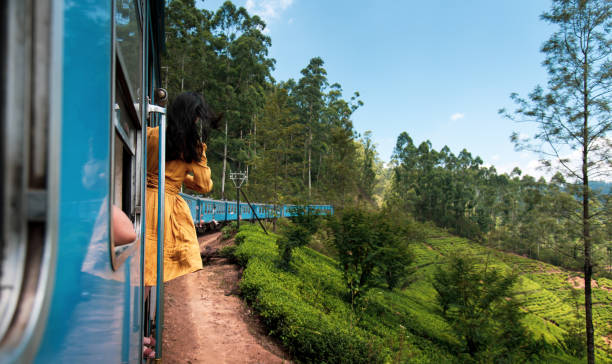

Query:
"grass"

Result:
[[233, 223, 612, 363]]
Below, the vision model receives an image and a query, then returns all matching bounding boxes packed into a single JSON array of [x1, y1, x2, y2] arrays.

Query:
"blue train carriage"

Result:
[[225, 200, 238, 222], [240, 202, 251, 221], [280, 204, 334, 218], [1, 0, 167, 362], [211, 199, 227, 223], [180, 192, 200, 225], [186, 196, 224, 233], [310, 204, 334, 216]]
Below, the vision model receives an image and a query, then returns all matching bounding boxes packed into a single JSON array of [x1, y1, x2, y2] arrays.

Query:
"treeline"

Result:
[[164, 0, 376, 206], [385, 132, 612, 275]]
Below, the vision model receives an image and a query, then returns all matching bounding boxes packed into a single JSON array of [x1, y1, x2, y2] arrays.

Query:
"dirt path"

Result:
[[162, 233, 290, 364]]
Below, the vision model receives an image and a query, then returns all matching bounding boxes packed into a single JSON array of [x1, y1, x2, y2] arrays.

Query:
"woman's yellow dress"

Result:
[[144, 127, 212, 286]]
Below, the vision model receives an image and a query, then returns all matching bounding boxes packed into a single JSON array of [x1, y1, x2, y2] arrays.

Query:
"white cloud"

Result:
[[493, 160, 548, 180], [245, 0, 294, 24], [524, 159, 544, 178], [491, 154, 500, 161], [450, 113, 464, 121], [288, 17, 294, 24]]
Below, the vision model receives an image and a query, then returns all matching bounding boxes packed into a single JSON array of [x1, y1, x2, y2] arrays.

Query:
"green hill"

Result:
[[232, 224, 612, 363]]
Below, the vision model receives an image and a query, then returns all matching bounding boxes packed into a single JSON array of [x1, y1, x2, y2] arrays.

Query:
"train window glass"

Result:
[[115, 0, 142, 109], [110, 79, 140, 269]]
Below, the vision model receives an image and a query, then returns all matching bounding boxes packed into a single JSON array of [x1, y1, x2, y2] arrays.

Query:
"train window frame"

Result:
[[0, 0, 61, 360], [109, 0, 145, 271], [115, 0, 143, 111]]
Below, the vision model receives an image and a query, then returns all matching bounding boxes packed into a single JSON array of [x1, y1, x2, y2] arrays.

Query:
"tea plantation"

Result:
[[232, 224, 612, 363]]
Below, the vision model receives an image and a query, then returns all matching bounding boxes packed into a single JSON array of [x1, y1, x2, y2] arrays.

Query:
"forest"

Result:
[[163, 0, 612, 362]]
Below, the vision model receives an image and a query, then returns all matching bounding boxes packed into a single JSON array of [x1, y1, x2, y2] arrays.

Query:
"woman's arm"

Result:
[[112, 205, 137, 245], [184, 144, 213, 193]]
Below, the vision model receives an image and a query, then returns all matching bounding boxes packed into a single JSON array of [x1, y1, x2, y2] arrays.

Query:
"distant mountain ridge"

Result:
[[590, 180, 611, 194]]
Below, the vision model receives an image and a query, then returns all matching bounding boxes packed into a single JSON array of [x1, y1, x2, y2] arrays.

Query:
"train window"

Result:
[[110, 1, 144, 270], [110, 81, 140, 269], [0, 0, 59, 358], [115, 0, 143, 108]]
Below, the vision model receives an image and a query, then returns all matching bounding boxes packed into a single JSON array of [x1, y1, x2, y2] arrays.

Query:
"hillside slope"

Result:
[[410, 236, 612, 362], [234, 225, 612, 363]]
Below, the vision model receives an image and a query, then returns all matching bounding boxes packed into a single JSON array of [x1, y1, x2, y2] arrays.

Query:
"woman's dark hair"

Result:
[[166, 92, 222, 163]]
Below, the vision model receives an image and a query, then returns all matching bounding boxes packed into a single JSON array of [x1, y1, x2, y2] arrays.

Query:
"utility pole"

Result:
[[229, 170, 247, 229], [221, 120, 228, 199]]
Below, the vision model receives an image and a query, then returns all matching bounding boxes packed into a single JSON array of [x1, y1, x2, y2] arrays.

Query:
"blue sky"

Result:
[[199, 0, 560, 179]]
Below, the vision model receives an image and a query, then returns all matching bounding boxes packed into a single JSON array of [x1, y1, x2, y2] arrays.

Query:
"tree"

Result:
[[250, 84, 301, 203], [294, 57, 328, 200], [377, 212, 418, 290], [501, 1, 612, 361], [433, 255, 543, 361], [359, 131, 377, 203], [329, 208, 381, 310], [276, 206, 319, 268], [330, 208, 415, 309]]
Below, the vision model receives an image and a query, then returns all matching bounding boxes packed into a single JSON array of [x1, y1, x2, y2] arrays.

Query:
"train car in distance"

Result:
[[180, 193, 334, 233]]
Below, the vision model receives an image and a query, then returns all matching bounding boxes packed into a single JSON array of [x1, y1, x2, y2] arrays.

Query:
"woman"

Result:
[[144, 92, 221, 287]]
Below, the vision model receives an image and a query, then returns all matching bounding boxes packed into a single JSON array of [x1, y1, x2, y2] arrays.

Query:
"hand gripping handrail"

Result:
[[148, 103, 166, 362]]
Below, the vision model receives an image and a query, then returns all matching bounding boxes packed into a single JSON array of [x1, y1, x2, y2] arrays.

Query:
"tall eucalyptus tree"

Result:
[[502, 1, 612, 361], [294, 57, 328, 200]]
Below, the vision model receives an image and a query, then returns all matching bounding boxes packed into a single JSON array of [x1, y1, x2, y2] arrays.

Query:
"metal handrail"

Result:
[[148, 103, 166, 361]]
